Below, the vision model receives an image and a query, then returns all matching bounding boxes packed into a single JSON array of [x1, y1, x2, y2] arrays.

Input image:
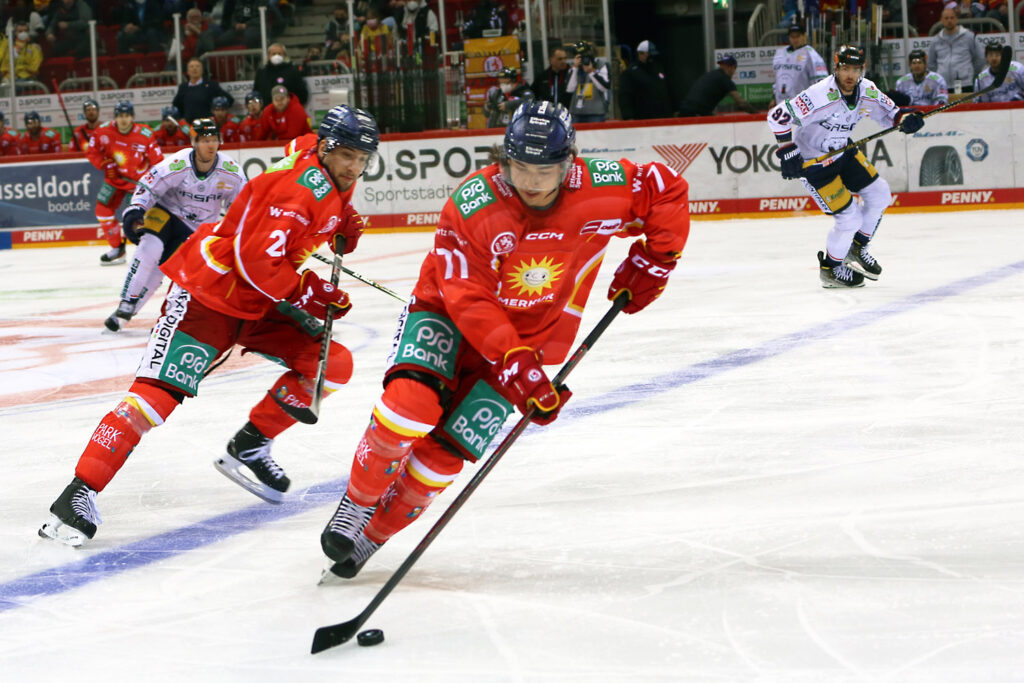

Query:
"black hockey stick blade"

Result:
[[310, 292, 630, 655]]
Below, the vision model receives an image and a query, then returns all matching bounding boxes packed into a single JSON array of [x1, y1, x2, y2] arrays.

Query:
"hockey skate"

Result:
[[99, 244, 127, 266], [38, 477, 102, 547], [844, 242, 882, 280], [103, 298, 137, 332], [319, 495, 378, 583], [214, 423, 291, 504], [818, 251, 865, 289]]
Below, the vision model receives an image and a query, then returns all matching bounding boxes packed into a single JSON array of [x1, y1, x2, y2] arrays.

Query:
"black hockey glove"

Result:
[[895, 107, 924, 134], [775, 144, 804, 180]]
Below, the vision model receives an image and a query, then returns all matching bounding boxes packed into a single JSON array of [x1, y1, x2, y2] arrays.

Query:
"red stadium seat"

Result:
[[139, 52, 168, 74], [107, 55, 139, 88], [97, 24, 120, 56], [38, 57, 76, 91]]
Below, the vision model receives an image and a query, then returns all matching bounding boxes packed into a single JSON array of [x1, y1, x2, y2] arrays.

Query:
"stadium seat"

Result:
[[97, 25, 120, 56], [38, 57, 75, 91], [107, 55, 139, 88], [139, 52, 168, 74]]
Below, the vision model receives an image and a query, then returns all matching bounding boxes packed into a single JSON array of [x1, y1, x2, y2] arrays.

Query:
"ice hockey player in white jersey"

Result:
[[974, 43, 1024, 103], [895, 50, 949, 106], [771, 20, 828, 106], [766, 44, 925, 288], [104, 118, 246, 331]]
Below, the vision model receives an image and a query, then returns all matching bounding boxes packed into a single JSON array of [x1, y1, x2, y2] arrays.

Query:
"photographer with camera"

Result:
[[566, 40, 611, 122]]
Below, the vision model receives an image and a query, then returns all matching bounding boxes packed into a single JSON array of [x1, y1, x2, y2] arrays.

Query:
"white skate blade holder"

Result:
[[213, 455, 286, 505], [38, 515, 89, 548]]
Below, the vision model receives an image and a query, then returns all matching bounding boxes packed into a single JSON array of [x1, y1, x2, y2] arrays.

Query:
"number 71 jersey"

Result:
[[411, 158, 690, 365]]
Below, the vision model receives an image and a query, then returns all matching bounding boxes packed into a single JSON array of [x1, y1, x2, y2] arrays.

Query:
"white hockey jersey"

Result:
[[767, 75, 900, 163], [128, 148, 246, 231], [974, 61, 1024, 103], [772, 45, 828, 103], [894, 71, 949, 106]]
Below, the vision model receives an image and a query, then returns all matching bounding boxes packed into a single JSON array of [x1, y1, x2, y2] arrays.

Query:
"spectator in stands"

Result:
[[4, 0, 46, 42], [927, 7, 986, 91], [402, 1, 438, 44], [619, 40, 673, 120], [678, 54, 757, 117], [172, 58, 235, 122], [484, 66, 532, 128], [45, 0, 92, 59], [72, 98, 102, 152], [971, 0, 1010, 29], [382, 0, 405, 33], [114, 0, 167, 55], [0, 111, 21, 156], [265, 0, 295, 37], [259, 84, 312, 140], [253, 43, 309, 105], [325, 4, 352, 57], [18, 111, 62, 154], [879, 0, 916, 23], [153, 106, 192, 148], [215, 0, 263, 49], [359, 6, 393, 53], [211, 96, 241, 143], [183, 7, 216, 61], [0, 21, 43, 85], [779, 0, 819, 29], [462, 0, 506, 38], [566, 40, 611, 122], [895, 49, 949, 106], [238, 90, 268, 141], [531, 45, 572, 109]]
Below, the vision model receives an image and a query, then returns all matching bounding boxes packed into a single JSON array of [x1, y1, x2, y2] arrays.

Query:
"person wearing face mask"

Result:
[[325, 4, 352, 58], [359, 6, 393, 54], [484, 66, 534, 128], [253, 43, 309, 106], [401, 0, 438, 43], [0, 21, 43, 84]]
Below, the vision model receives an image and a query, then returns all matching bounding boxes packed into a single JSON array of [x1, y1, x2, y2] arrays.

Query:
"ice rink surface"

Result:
[[1, 210, 1022, 682]]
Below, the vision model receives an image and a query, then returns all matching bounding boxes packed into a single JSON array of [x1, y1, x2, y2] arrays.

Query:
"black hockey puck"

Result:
[[356, 628, 385, 647]]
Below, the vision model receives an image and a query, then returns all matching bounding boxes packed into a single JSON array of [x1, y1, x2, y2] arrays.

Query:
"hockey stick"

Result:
[[52, 78, 75, 149], [274, 235, 347, 425], [310, 252, 407, 303], [310, 292, 631, 654], [803, 45, 1012, 167]]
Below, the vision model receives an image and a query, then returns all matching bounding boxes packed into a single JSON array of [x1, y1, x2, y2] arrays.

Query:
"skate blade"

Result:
[[99, 258, 126, 267], [38, 515, 87, 547], [213, 456, 286, 505], [317, 558, 353, 586], [843, 259, 880, 280]]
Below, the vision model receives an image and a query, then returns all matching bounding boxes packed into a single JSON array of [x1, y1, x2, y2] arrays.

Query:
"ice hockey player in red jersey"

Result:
[[72, 99, 102, 152], [238, 91, 268, 142], [18, 111, 62, 155], [86, 100, 164, 265], [260, 85, 312, 140], [0, 110, 19, 156], [211, 96, 240, 143], [38, 105, 380, 548], [152, 106, 192, 149], [319, 100, 690, 579]]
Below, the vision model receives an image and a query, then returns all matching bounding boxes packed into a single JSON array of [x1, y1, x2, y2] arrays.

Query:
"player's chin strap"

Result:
[[802, 45, 1013, 168], [310, 292, 632, 654]]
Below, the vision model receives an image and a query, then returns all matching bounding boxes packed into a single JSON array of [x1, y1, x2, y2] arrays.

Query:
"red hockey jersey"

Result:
[[72, 122, 102, 152], [86, 123, 164, 180], [412, 158, 690, 365], [18, 127, 62, 155], [161, 148, 360, 320], [219, 118, 241, 143], [238, 115, 267, 142], [0, 128, 19, 156], [153, 120, 191, 148]]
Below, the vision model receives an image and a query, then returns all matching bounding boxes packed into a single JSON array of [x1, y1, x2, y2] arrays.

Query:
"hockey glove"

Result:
[[496, 347, 572, 425], [330, 204, 365, 255], [287, 270, 351, 321], [775, 144, 804, 180], [608, 240, 678, 314], [121, 207, 145, 243], [894, 107, 924, 134]]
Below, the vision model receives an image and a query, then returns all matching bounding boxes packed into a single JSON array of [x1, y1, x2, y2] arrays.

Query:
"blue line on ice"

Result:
[[2, 259, 1022, 612]]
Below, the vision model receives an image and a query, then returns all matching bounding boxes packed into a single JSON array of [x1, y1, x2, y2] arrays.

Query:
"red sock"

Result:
[[364, 442, 463, 544], [249, 371, 312, 439]]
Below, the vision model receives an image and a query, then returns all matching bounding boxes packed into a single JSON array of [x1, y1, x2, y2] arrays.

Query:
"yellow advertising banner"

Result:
[[464, 35, 520, 77]]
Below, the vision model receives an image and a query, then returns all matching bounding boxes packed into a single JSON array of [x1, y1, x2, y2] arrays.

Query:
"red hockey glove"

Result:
[[608, 240, 678, 314], [287, 270, 351, 320], [330, 204, 366, 255], [103, 161, 134, 191], [496, 347, 572, 425], [894, 107, 924, 134]]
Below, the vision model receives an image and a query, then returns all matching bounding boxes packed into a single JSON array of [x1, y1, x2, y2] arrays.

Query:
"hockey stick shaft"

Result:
[[51, 78, 75, 148], [803, 46, 1012, 167], [310, 251, 407, 303], [310, 292, 631, 654], [275, 235, 346, 425]]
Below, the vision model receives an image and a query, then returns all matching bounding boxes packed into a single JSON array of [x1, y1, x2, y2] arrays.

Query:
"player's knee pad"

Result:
[[858, 176, 891, 212], [371, 377, 444, 445], [323, 342, 354, 391], [832, 200, 863, 236], [135, 232, 163, 265]]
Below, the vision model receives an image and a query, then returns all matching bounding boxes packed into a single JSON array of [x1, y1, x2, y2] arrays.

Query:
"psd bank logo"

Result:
[[652, 143, 707, 175]]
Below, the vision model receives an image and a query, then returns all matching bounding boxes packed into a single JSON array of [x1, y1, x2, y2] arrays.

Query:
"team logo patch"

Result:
[[585, 159, 626, 186], [442, 380, 512, 461], [297, 167, 332, 201], [491, 231, 516, 255], [506, 256, 563, 296], [454, 174, 496, 218]]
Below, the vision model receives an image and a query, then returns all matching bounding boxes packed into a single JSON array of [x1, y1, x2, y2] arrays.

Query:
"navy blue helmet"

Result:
[[244, 90, 262, 105], [503, 100, 576, 165], [211, 96, 230, 110], [318, 104, 380, 154], [24, 110, 40, 124], [161, 105, 180, 120], [113, 100, 134, 116], [82, 98, 99, 112]]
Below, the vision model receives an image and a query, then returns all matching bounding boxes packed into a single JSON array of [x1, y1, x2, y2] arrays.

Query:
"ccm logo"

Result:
[[525, 231, 563, 240]]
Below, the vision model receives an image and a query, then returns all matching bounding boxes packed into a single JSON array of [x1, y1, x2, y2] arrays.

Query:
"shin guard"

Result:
[[250, 370, 313, 439], [363, 443, 464, 544]]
